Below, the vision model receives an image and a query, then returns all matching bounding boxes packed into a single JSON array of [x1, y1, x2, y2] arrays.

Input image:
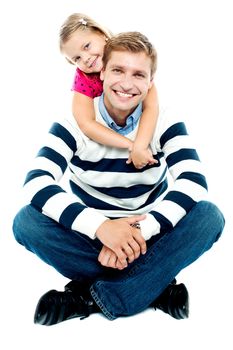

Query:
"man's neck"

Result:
[[104, 104, 137, 126], [98, 95, 142, 136]]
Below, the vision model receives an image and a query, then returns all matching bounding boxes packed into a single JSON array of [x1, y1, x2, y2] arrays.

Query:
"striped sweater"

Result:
[[23, 99, 208, 240]]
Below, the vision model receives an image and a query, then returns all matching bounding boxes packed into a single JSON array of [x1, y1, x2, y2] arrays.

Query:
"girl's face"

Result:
[[62, 28, 107, 74]]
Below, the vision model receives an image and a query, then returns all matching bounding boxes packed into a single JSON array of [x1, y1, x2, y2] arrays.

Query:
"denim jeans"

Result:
[[13, 201, 224, 320]]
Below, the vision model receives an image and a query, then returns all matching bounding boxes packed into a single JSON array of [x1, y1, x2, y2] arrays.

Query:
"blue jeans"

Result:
[[13, 201, 224, 320]]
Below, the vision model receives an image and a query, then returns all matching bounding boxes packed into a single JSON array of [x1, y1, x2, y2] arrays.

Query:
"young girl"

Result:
[[59, 13, 159, 169]]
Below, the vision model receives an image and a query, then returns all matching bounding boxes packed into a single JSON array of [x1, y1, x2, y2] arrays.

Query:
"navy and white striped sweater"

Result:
[[23, 102, 208, 240]]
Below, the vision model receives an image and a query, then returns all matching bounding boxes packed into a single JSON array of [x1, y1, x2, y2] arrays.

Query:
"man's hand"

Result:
[[96, 215, 147, 268], [98, 246, 126, 270]]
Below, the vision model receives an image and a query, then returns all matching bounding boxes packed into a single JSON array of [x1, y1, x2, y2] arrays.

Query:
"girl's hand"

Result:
[[126, 147, 158, 169]]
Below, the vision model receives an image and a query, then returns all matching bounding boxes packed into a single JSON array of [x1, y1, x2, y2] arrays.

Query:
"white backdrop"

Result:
[[0, 1, 232, 349]]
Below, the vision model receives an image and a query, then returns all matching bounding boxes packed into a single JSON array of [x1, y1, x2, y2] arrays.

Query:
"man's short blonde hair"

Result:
[[102, 31, 157, 77]]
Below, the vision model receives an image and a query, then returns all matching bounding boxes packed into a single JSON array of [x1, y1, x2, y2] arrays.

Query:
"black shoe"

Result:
[[152, 282, 189, 320], [34, 281, 98, 326]]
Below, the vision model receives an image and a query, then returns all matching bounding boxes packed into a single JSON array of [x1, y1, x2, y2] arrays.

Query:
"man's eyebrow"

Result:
[[109, 64, 147, 73], [134, 69, 148, 75], [109, 64, 123, 69]]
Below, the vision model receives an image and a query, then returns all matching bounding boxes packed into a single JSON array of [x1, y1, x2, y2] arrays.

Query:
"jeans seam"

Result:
[[88, 239, 165, 319], [124, 234, 168, 278], [90, 283, 116, 320]]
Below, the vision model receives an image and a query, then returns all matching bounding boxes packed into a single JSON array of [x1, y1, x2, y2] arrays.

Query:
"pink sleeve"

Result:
[[71, 68, 103, 98]]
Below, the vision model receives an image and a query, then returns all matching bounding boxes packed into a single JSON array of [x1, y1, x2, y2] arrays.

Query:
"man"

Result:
[[13, 32, 224, 326]]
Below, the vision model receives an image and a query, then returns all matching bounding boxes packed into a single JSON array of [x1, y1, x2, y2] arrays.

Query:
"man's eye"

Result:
[[112, 69, 122, 73], [75, 57, 80, 62], [135, 73, 145, 78]]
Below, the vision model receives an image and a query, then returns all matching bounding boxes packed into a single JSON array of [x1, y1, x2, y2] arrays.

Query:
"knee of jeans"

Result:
[[12, 205, 34, 246], [197, 200, 225, 241]]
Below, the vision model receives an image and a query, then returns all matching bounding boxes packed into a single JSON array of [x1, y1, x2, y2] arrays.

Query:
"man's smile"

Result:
[[113, 90, 137, 98]]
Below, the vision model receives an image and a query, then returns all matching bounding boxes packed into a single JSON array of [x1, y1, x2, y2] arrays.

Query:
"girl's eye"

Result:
[[84, 43, 90, 49], [75, 56, 80, 62]]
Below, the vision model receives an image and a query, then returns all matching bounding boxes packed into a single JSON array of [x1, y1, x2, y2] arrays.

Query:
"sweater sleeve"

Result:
[[23, 119, 107, 239], [139, 108, 208, 240]]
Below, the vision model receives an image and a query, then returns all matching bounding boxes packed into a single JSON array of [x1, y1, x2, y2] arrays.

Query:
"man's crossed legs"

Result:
[[13, 201, 224, 325]]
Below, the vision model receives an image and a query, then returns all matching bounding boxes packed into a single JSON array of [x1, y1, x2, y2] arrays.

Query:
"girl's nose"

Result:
[[82, 53, 90, 66]]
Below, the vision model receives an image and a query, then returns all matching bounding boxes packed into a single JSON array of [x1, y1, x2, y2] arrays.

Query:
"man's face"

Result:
[[100, 50, 153, 121]]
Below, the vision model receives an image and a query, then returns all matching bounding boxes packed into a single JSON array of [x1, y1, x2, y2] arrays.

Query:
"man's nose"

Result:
[[119, 74, 133, 91]]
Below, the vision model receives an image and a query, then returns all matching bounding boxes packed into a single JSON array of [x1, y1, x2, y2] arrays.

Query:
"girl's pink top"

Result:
[[72, 68, 103, 98]]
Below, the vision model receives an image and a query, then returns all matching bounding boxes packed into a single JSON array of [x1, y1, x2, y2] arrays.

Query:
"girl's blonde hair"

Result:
[[59, 13, 112, 57]]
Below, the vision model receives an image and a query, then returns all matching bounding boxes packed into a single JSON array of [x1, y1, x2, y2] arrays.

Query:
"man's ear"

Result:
[[100, 69, 105, 81], [149, 77, 154, 89]]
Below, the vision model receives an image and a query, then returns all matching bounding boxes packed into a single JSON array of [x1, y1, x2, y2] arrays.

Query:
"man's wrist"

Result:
[[139, 214, 160, 240]]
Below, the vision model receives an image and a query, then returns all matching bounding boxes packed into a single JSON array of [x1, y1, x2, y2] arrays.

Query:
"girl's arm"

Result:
[[72, 92, 133, 149], [128, 84, 159, 168]]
